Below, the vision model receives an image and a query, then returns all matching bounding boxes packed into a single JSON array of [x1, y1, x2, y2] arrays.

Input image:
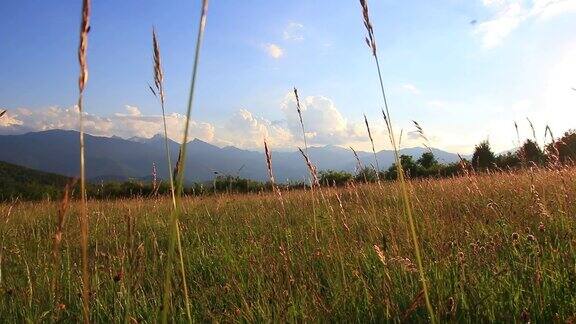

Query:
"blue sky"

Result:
[[1, 0, 575, 154]]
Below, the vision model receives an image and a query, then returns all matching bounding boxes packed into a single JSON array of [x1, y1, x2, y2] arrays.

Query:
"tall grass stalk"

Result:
[[76, 0, 91, 322], [264, 140, 285, 211], [161, 1, 209, 323], [359, 0, 434, 321], [363, 114, 381, 182], [293, 88, 309, 155], [151, 28, 192, 323], [294, 87, 319, 241], [51, 178, 76, 315]]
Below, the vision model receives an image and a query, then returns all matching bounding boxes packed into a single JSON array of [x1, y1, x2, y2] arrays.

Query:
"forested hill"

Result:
[[0, 160, 70, 201]]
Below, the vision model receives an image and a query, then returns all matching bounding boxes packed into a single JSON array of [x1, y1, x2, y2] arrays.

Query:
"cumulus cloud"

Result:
[[263, 43, 284, 59], [283, 22, 305, 41], [281, 93, 366, 146], [218, 109, 293, 149], [476, 0, 576, 49]]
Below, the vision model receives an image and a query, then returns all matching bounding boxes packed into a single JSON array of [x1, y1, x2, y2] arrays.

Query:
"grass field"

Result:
[[0, 167, 574, 322]]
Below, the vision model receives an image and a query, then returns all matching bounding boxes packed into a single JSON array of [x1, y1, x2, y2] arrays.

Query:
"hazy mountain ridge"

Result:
[[0, 130, 465, 183]]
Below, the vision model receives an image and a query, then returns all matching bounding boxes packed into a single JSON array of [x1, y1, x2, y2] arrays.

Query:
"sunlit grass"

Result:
[[1, 167, 574, 322]]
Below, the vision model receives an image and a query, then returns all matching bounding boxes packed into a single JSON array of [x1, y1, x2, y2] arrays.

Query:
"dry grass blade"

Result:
[[363, 114, 380, 179], [412, 120, 432, 154], [349, 146, 363, 173], [402, 289, 425, 322], [76, 0, 91, 322], [294, 87, 310, 155], [264, 140, 285, 212], [51, 178, 78, 314], [544, 125, 560, 164], [514, 121, 520, 146], [527, 117, 539, 148], [412, 120, 428, 142], [173, 146, 183, 185], [298, 147, 319, 187], [264, 140, 276, 184]]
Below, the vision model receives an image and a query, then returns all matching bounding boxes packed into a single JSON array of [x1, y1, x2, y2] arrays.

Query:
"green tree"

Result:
[[472, 140, 496, 170], [547, 130, 576, 163], [385, 155, 420, 180], [354, 166, 378, 183], [520, 139, 546, 165], [496, 152, 521, 169], [417, 152, 438, 169], [319, 170, 353, 186]]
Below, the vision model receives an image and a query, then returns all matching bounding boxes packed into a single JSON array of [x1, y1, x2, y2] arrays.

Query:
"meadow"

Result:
[[0, 166, 574, 322], [1, 0, 575, 322]]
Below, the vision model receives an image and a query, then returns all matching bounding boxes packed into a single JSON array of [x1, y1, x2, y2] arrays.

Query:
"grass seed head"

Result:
[[78, 0, 91, 96], [359, 0, 377, 56]]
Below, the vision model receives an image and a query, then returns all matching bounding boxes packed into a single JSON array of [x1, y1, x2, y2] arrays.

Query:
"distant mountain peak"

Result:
[[127, 136, 149, 143]]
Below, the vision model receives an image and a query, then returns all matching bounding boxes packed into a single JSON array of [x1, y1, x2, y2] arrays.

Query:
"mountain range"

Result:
[[0, 130, 465, 183]]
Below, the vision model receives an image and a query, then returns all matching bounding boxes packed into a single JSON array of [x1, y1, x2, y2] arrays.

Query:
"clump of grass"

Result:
[[358, 0, 434, 321], [161, 1, 209, 323], [76, 0, 91, 322]]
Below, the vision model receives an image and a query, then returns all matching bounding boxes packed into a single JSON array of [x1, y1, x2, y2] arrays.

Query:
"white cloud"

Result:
[[281, 93, 366, 146], [0, 105, 215, 143], [263, 43, 284, 59], [121, 105, 142, 117], [427, 100, 448, 109], [218, 109, 293, 149], [476, 0, 576, 49], [283, 22, 305, 41], [402, 83, 421, 95]]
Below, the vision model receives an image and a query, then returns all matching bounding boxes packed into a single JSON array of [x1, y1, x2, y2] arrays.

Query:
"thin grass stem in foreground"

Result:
[[151, 28, 192, 323], [161, 1, 209, 323], [359, 0, 434, 321], [76, 0, 91, 322]]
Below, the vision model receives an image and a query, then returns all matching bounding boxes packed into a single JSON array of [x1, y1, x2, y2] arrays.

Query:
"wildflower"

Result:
[[113, 270, 124, 282], [457, 252, 465, 264], [511, 232, 519, 241], [538, 222, 545, 232]]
